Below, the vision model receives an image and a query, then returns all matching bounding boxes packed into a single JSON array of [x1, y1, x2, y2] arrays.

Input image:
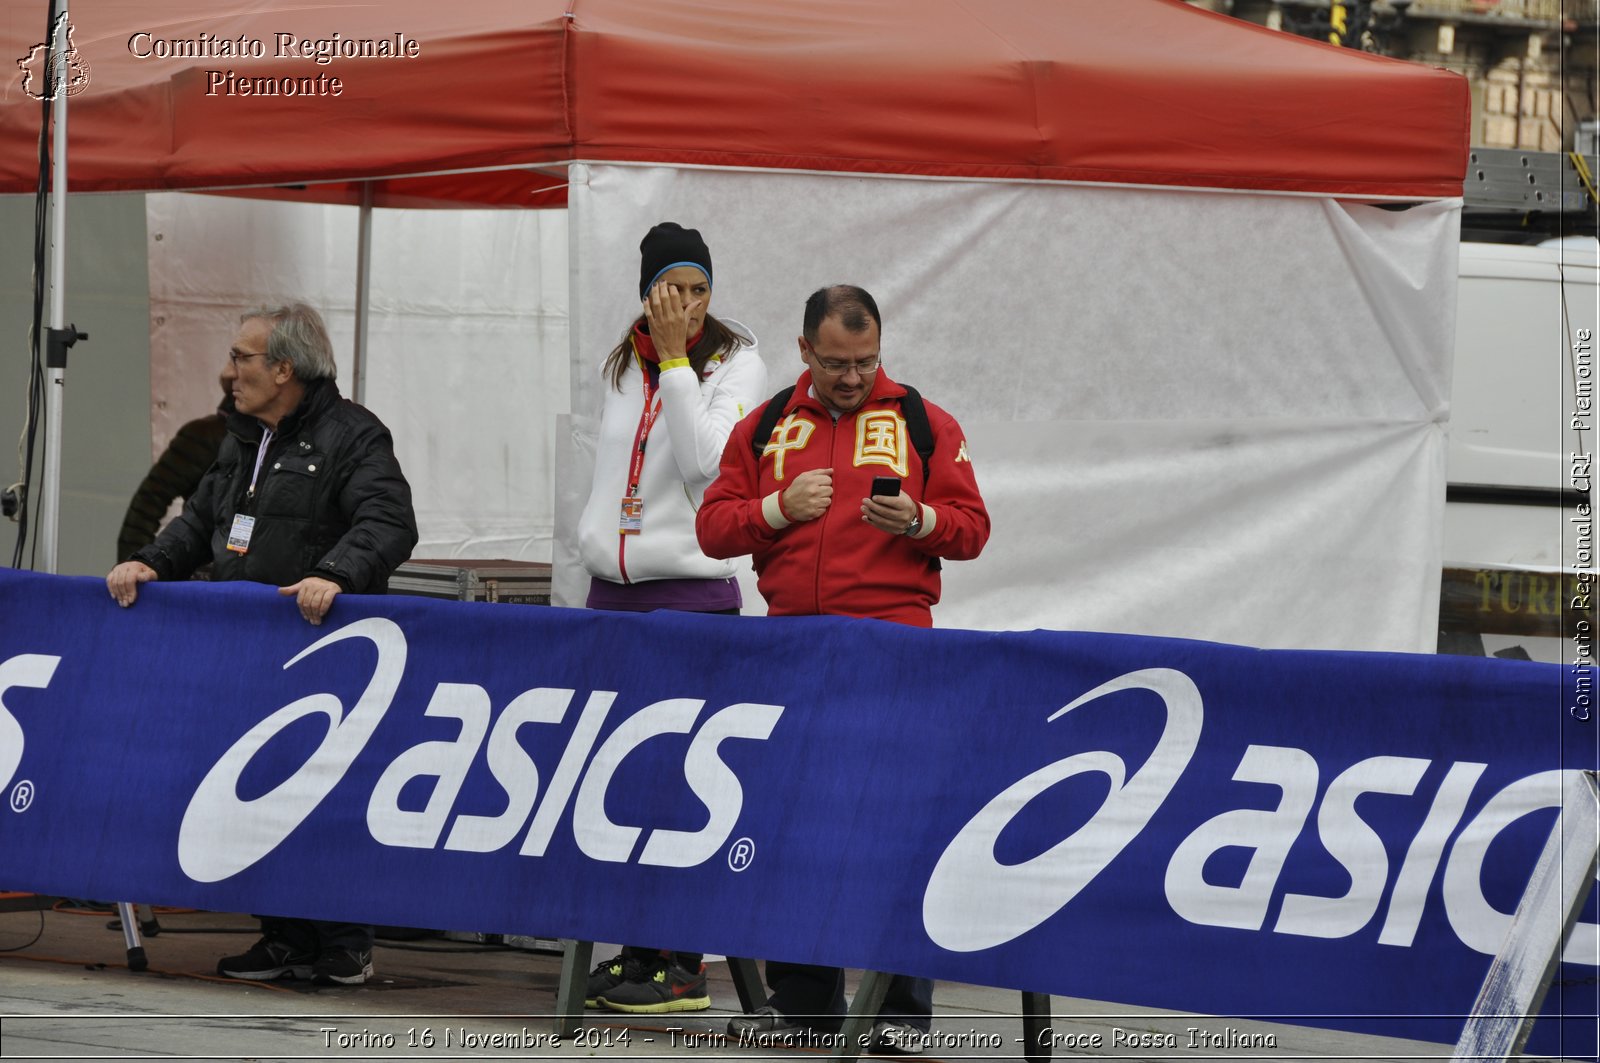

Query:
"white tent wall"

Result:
[[557, 164, 1460, 651], [145, 193, 570, 560]]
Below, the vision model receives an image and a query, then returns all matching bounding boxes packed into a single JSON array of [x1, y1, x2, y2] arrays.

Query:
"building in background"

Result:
[[1193, 1, 1597, 152]]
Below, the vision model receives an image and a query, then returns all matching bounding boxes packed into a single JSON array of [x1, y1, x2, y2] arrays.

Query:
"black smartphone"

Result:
[[870, 476, 902, 497]]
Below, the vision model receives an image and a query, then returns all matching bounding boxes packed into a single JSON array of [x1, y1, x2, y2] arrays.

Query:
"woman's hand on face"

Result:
[[643, 281, 701, 361]]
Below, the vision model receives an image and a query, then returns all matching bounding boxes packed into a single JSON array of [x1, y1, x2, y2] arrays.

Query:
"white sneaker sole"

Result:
[[219, 964, 313, 981], [313, 962, 373, 986]]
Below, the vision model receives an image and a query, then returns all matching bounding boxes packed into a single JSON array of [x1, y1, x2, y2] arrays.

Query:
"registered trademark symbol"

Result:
[[9, 779, 35, 813], [727, 837, 755, 872]]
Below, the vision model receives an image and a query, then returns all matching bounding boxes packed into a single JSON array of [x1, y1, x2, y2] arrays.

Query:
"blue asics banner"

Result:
[[0, 569, 1594, 1052]]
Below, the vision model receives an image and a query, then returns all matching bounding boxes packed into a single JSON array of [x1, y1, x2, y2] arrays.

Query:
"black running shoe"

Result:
[[584, 954, 645, 1009], [872, 1020, 930, 1055], [312, 946, 373, 986], [216, 936, 313, 981], [599, 958, 711, 1013], [728, 1005, 800, 1037]]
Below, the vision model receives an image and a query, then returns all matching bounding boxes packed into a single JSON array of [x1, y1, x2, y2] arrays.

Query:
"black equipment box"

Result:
[[389, 559, 552, 606]]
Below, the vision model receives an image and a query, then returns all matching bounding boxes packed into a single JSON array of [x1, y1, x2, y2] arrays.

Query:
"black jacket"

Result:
[[115, 407, 227, 562], [132, 378, 418, 592]]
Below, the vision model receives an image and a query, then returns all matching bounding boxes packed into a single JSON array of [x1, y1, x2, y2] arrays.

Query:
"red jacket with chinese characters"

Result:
[[696, 368, 989, 626]]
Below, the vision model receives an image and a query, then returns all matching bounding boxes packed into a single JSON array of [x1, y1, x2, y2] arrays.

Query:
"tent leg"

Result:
[[727, 956, 765, 1014], [1021, 991, 1052, 1063], [37, 4, 74, 575], [830, 970, 891, 1062], [553, 938, 593, 1036], [352, 182, 373, 406]]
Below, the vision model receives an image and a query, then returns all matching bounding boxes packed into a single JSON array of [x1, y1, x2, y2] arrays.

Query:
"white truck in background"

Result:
[[1441, 237, 1597, 662]]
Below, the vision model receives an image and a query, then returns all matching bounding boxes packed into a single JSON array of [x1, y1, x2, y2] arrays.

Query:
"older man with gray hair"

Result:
[[105, 301, 418, 985]]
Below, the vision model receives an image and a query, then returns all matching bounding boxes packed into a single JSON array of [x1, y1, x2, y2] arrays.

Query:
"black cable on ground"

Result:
[[0, 910, 45, 952]]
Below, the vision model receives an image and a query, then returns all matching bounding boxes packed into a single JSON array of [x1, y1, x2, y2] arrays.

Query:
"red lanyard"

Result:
[[625, 343, 662, 496]]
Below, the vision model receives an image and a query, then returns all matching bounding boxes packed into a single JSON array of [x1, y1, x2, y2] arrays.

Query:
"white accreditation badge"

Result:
[[226, 513, 256, 554], [230, 426, 273, 554], [619, 496, 644, 535]]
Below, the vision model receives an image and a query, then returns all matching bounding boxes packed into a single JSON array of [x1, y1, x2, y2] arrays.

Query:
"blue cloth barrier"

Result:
[[0, 568, 1593, 1053]]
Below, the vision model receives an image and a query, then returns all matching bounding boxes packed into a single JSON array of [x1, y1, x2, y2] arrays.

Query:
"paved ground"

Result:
[[0, 902, 1544, 1061]]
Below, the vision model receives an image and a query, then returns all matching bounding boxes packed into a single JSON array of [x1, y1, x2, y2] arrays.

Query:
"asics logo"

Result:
[[178, 618, 406, 882], [175, 620, 784, 883], [0, 654, 61, 797], [922, 668, 1201, 951], [921, 667, 1595, 964]]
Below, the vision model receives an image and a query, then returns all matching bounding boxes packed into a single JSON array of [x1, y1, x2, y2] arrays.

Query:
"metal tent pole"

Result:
[[352, 182, 373, 405], [37, 2, 72, 575], [32, 1, 131, 968]]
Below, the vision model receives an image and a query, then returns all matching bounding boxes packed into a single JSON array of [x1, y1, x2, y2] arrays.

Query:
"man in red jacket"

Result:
[[696, 284, 990, 1049], [696, 284, 988, 627]]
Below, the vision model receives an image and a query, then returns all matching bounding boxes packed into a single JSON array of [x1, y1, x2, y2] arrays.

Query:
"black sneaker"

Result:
[[599, 959, 710, 1013], [216, 936, 313, 981], [871, 1020, 930, 1055], [312, 947, 373, 986], [728, 1005, 799, 1037], [584, 954, 645, 1009]]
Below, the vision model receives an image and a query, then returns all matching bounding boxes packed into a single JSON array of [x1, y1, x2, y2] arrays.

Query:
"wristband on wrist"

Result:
[[762, 490, 791, 530]]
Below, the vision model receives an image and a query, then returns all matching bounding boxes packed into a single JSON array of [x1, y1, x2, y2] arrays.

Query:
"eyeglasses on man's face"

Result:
[[811, 354, 881, 377], [227, 348, 268, 367]]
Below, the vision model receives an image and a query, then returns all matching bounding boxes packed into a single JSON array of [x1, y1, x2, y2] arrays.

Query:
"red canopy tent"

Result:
[[1, 0, 1466, 204], [3, 0, 1472, 654]]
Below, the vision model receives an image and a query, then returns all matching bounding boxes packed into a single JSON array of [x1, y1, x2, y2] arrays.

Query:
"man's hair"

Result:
[[802, 285, 881, 344], [241, 303, 338, 382]]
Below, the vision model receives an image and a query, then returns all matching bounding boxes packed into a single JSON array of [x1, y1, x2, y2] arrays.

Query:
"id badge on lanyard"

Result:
[[230, 427, 274, 555], [621, 371, 662, 535], [226, 513, 256, 554], [619, 496, 644, 534]]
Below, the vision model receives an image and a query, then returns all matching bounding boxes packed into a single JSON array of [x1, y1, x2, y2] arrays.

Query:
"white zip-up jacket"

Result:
[[578, 319, 766, 584]]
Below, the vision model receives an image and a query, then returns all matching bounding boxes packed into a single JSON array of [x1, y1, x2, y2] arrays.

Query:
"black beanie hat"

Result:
[[639, 222, 712, 299]]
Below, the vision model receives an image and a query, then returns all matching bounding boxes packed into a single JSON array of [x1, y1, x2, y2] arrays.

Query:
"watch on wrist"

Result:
[[903, 507, 923, 537]]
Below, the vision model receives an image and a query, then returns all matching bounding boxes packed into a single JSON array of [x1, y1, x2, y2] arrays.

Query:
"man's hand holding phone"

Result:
[[862, 475, 919, 535]]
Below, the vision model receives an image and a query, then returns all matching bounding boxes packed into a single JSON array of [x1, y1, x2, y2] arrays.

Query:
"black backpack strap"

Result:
[[897, 385, 941, 571], [898, 384, 935, 484], [749, 385, 798, 461]]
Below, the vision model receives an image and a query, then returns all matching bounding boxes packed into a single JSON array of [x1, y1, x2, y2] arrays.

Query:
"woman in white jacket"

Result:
[[576, 222, 767, 1014]]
